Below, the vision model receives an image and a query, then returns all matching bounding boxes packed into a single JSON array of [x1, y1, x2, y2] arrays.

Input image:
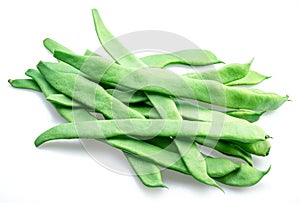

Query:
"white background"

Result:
[[1, 0, 300, 202]]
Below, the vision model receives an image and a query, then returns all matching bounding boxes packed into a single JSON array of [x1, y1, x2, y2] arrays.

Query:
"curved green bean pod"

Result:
[[234, 140, 271, 156], [106, 89, 264, 122], [8, 79, 41, 92], [226, 70, 271, 86], [35, 118, 267, 147], [227, 110, 265, 123], [140, 49, 223, 67], [43, 38, 74, 55], [105, 136, 267, 187], [25, 69, 57, 96], [183, 59, 252, 84], [215, 164, 271, 186], [53, 51, 287, 111], [105, 137, 240, 178]]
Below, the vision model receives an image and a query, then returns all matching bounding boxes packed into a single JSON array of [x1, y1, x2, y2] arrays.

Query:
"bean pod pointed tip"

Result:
[[264, 165, 271, 175], [8, 79, 13, 84], [248, 57, 255, 65], [150, 184, 168, 189], [34, 139, 41, 148]]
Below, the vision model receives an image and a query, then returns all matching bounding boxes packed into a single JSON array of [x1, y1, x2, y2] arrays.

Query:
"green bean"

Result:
[[226, 70, 271, 86], [92, 9, 147, 68], [215, 164, 271, 186], [175, 99, 238, 122], [43, 38, 74, 55], [37, 61, 145, 119], [102, 86, 264, 123], [176, 99, 266, 123], [234, 140, 271, 156], [226, 110, 265, 123], [183, 59, 252, 84], [8, 79, 41, 92], [140, 50, 271, 88], [105, 88, 264, 123], [53, 51, 287, 111], [141, 52, 270, 87], [34, 118, 267, 147], [104, 137, 240, 179], [86, 49, 261, 88], [140, 49, 223, 67], [25, 69, 57, 96], [104, 137, 247, 182], [110, 136, 266, 187]]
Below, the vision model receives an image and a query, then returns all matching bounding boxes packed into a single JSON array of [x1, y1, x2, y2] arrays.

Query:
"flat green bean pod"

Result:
[[111, 136, 267, 187], [215, 164, 271, 186], [183, 60, 252, 84], [34, 118, 267, 147], [53, 51, 287, 111], [227, 110, 265, 123], [226, 70, 271, 86], [105, 137, 247, 182], [8, 79, 41, 92], [140, 49, 223, 67], [234, 140, 271, 156], [104, 89, 265, 123], [43, 38, 74, 55]]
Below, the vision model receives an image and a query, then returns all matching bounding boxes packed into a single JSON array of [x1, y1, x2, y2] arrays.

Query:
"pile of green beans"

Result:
[[9, 9, 287, 191]]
